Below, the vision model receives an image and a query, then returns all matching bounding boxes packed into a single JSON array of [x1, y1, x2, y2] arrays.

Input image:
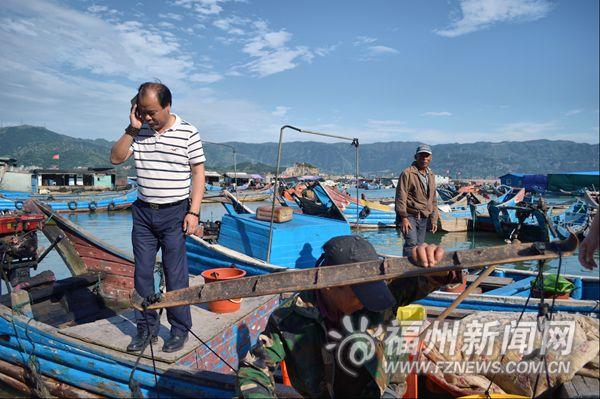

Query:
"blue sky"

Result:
[[1, 0, 598, 144]]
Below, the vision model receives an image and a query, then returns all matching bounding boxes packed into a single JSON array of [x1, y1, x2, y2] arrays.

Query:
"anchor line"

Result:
[[127, 305, 163, 399], [484, 250, 565, 397]]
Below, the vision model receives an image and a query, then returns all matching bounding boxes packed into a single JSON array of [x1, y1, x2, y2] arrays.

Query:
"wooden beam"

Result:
[[132, 234, 578, 311]]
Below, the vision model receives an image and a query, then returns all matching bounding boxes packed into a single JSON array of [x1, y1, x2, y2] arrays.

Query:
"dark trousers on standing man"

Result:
[[399, 214, 429, 257], [132, 199, 192, 336]]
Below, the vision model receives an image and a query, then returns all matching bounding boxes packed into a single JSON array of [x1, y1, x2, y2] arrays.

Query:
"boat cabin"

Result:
[[217, 211, 350, 269]]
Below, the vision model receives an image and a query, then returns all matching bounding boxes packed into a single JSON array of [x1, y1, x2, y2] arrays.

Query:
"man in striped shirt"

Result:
[[110, 82, 205, 353]]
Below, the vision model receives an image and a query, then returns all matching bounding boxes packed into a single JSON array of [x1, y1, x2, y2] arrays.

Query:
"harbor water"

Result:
[[0, 191, 597, 397], [32, 193, 597, 281]]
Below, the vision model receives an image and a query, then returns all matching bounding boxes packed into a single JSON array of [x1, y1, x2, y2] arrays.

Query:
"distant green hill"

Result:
[[1, 125, 598, 178]]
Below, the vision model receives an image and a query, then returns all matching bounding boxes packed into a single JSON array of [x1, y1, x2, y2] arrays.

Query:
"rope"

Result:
[[127, 306, 162, 399], [485, 270, 535, 395], [532, 250, 563, 396], [168, 312, 237, 374]]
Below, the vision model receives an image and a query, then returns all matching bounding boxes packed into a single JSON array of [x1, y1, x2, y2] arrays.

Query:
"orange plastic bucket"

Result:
[[201, 267, 247, 313]]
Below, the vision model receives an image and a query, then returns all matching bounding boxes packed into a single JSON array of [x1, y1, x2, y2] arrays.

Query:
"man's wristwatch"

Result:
[[187, 211, 200, 218], [125, 125, 141, 137]]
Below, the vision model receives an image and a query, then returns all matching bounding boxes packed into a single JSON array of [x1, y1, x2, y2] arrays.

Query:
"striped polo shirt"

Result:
[[130, 114, 206, 204]]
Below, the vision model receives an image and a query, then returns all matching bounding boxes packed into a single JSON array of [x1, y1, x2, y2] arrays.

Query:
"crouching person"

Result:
[[236, 235, 461, 398]]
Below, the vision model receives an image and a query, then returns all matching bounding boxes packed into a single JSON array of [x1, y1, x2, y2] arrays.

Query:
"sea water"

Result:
[[31, 197, 597, 281]]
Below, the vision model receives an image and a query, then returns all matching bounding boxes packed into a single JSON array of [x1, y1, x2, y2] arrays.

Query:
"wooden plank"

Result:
[[424, 305, 476, 319], [59, 294, 278, 364], [465, 274, 513, 287], [559, 380, 580, 398], [572, 375, 599, 398], [133, 234, 579, 310], [582, 375, 600, 397], [41, 224, 87, 276]]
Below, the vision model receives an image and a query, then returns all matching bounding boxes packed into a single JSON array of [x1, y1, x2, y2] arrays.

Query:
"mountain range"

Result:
[[1, 125, 598, 178]]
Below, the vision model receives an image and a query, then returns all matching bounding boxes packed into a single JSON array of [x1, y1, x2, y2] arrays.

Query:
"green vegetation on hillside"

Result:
[[1, 125, 598, 178]]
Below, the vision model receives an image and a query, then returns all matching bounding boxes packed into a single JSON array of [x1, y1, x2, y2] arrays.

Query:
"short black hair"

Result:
[[137, 81, 172, 108]]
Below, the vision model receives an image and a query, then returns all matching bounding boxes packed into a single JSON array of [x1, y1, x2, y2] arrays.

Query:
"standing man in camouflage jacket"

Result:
[[237, 235, 460, 398]]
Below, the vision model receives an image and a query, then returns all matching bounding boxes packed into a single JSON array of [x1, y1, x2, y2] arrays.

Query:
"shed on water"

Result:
[[547, 171, 600, 192]]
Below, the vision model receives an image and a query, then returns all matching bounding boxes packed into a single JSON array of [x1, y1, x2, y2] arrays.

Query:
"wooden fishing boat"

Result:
[[0, 187, 137, 213], [469, 188, 525, 232], [583, 189, 599, 209], [437, 193, 489, 233], [417, 267, 600, 317], [315, 183, 397, 228], [0, 199, 297, 398], [488, 200, 590, 242], [202, 187, 273, 203], [186, 198, 350, 275]]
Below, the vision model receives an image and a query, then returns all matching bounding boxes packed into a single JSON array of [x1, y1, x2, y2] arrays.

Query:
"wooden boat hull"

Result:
[[3, 200, 294, 398], [0, 296, 282, 398]]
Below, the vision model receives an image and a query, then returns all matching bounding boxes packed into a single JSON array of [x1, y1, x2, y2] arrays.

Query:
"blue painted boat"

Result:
[[469, 188, 526, 231], [0, 187, 138, 213], [417, 267, 600, 316], [0, 199, 297, 398], [186, 192, 351, 276], [489, 199, 591, 242]]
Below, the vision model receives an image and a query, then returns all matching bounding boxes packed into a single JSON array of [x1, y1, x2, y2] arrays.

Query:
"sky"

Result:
[[0, 0, 598, 144]]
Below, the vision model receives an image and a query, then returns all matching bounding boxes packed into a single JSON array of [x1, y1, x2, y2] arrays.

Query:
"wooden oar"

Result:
[[131, 234, 578, 311]]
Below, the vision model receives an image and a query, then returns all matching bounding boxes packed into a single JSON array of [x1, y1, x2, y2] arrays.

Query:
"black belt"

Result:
[[138, 199, 187, 210]]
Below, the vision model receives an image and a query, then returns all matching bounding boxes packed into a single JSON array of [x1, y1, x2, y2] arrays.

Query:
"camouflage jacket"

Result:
[[237, 274, 456, 398]]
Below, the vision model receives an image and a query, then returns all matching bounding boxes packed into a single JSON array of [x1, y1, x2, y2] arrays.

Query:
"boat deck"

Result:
[[59, 294, 277, 366], [558, 375, 600, 398]]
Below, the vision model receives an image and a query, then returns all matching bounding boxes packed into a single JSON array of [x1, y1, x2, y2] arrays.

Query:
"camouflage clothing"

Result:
[[237, 274, 457, 398]]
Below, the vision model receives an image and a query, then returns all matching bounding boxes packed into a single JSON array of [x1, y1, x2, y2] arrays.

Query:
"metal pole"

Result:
[[203, 141, 237, 192], [266, 125, 359, 262], [352, 139, 360, 230], [233, 148, 237, 191]]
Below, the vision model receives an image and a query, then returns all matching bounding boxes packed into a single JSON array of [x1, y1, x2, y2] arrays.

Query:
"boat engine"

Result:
[[0, 212, 46, 287]]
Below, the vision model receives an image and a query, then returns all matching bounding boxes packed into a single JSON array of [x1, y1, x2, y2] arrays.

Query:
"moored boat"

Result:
[[0, 199, 297, 398], [416, 267, 599, 316], [469, 188, 526, 232], [489, 199, 590, 242], [1, 187, 137, 213]]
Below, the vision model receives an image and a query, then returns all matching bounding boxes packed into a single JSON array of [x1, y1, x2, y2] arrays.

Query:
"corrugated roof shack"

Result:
[[499, 173, 525, 187], [547, 171, 600, 192], [32, 167, 117, 192]]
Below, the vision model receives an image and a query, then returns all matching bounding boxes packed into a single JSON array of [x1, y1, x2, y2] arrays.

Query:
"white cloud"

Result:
[[159, 12, 184, 21], [498, 121, 559, 135], [172, 0, 227, 16], [435, 0, 553, 38], [353, 36, 377, 46], [272, 106, 290, 117], [158, 21, 176, 29], [367, 45, 399, 55], [422, 111, 452, 117], [87, 5, 109, 13], [352, 36, 398, 60], [190, 72, 223, 83], [213, 16, 247, 35], [242, 28, 314, 77], [565, 109, 583, 117]]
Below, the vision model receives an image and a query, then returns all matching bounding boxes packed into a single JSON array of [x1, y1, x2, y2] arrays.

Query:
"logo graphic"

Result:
[[325, 315, 381, 376]]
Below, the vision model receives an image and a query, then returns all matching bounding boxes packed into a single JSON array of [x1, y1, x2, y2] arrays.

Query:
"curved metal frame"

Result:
[[266, 125, 360, 263]]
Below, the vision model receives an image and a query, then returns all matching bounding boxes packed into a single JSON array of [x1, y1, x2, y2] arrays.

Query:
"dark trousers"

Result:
[[399, 215, 428, 257], [132, 199, 192, 336]]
